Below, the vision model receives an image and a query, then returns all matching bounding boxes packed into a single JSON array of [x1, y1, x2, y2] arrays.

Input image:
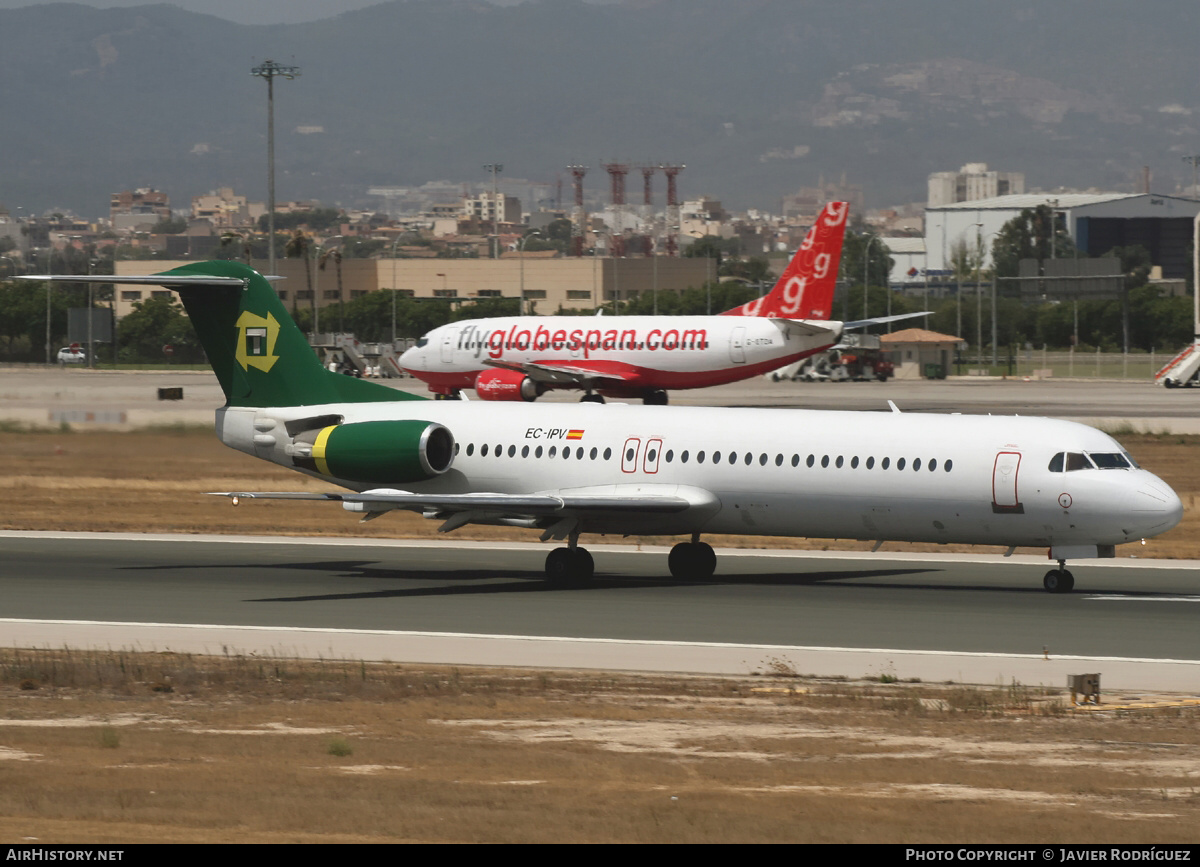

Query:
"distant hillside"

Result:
[[1, 0, 1197, 216]]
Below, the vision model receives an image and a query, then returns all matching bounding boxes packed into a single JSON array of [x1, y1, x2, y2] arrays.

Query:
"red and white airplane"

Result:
[[398, 202, 912, 404]]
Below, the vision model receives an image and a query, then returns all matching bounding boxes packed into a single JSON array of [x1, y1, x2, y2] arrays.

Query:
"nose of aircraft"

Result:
[[399, 343, 422, 370], [1129, 472, 1184, 537]]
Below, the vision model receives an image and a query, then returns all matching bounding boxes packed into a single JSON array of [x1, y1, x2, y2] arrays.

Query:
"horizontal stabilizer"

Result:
[[20, 274, 247, 288], [842, 311, 931, 330]]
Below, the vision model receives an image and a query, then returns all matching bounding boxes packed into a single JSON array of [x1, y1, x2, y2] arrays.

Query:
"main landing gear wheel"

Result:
[[1043, 568, 1075, 593], [643, 390, 668, 405], [580, 393, 605, 404], [668, 541, 716, 580], [545, 546, 594, 586]]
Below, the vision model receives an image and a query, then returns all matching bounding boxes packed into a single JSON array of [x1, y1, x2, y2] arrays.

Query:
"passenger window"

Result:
[[928, 458, 937, 471], [590, 447, 598, 460], [806, 455, 815, 468], [835, 456, 844, 468], [508, 445, 516, 458], [881, 457, 890, 470], [604, 447, 612, 460], [576, 447, 584, 460], [821, 455, 829, 468], [851, 456, 859, 469], [535, 445, 543, 458], [897, 457, 906, 470], [791, 455, 799, 467], [944, 459, 953, 472], [549, 446, 557, 458], [866, 457, 875, 469], [775, 454, 784, 467], [521, 445, 529, 458], [467, 443, 475, 456], [665, 450, 674, 463], [713, 450, 721, 463], [913, 458, 921, 471], [729, 452, 738, 465], [681, 450, 690, 463], [481, 444, 489, 457]]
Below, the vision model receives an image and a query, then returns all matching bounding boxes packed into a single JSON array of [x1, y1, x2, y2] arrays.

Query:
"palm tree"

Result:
[[284, 230, 314, 324], [319, 247, 344, 332], [219, 231, 252, 265]]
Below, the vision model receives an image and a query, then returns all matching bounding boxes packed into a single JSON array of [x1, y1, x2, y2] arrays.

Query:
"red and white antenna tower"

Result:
[[660, 163, 685, 257], [567, 164, 588, 257], [603, 162, 630, 257], [639, 164, 658, 256]]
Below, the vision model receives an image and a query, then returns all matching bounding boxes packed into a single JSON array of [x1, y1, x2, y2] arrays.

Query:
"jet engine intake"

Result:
[[474, 368, 541, 402], [291, 420, 454, 483]]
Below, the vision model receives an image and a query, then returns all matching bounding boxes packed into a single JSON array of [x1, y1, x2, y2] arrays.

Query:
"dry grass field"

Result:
[[0, 649, 1198, 844], [1, 427, 1198, 843]]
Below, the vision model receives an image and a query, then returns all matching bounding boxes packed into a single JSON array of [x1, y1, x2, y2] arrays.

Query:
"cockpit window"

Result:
[[1048, 452, 1065, 473], [1088, 452, 1132, 469], [1065, 452, 1094, 471], [415, 337, 429, 348]]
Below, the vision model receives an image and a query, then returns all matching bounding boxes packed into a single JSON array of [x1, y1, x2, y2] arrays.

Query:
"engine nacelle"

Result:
[[291, 420, 454, 483], [474, 368, 540, 402]]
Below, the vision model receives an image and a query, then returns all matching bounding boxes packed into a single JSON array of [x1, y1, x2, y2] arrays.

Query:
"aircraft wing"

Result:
[[210, 484, 717, 536], [211, 488, 695, 513], [484, 358, 641, 387]]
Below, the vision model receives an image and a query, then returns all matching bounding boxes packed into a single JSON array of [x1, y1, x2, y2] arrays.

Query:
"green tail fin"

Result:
[[164, 260, 425, 408]]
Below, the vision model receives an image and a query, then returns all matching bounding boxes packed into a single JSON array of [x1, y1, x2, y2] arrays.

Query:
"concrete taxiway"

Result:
[[2, 367, 1198, 431]]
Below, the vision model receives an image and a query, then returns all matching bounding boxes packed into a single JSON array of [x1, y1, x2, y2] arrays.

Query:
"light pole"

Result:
[[863, 234, 882, 322], [390, 234, 403, 344], [251, 60, 300, 277], [518, 230, 541, 316], [42, 247, 54, 365]]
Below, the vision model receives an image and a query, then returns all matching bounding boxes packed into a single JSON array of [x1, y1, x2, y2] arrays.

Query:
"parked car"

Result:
[[56, 346, 87, 364]]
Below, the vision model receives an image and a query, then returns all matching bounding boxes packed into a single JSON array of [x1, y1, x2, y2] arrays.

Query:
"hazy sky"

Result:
[[0, 1, 534, 26]]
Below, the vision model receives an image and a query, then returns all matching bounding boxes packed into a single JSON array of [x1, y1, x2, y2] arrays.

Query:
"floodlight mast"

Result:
[[251, 60, 301, 277]]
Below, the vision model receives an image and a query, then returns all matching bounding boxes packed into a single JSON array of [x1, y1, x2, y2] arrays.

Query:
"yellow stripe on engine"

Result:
[[311, 426, 336, 477]]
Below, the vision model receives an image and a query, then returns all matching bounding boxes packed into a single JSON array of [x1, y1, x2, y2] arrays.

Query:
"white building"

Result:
[[927, 163, 1025, 208]]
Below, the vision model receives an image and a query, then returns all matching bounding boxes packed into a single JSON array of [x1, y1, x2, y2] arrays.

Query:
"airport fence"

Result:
[[952, 348, 1181, 381]]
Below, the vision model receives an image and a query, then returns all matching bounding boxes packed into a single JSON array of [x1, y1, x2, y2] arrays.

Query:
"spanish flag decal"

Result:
[[566, 429, 584, 440]]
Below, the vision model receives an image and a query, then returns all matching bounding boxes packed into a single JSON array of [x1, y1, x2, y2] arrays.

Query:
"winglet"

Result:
[[721, 201, 848, 319]]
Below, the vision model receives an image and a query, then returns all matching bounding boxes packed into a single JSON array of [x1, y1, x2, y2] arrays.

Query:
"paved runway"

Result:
[[3, 532, 1198, 690]]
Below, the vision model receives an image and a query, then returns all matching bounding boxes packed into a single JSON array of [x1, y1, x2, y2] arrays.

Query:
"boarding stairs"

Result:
[[1154, 342, 1200, 388], [312, 333, 410, 379]]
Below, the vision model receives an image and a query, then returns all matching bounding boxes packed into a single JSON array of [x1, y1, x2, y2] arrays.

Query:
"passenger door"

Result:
[[992, 451, 1024, 514]]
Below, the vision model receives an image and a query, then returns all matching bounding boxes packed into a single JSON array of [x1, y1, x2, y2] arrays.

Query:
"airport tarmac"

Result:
[[2, 365, 1197, 431], [2, 532, 1199, 690]]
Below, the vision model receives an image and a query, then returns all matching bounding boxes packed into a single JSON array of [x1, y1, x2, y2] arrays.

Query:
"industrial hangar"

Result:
[[923, 192, 1200, 279]]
